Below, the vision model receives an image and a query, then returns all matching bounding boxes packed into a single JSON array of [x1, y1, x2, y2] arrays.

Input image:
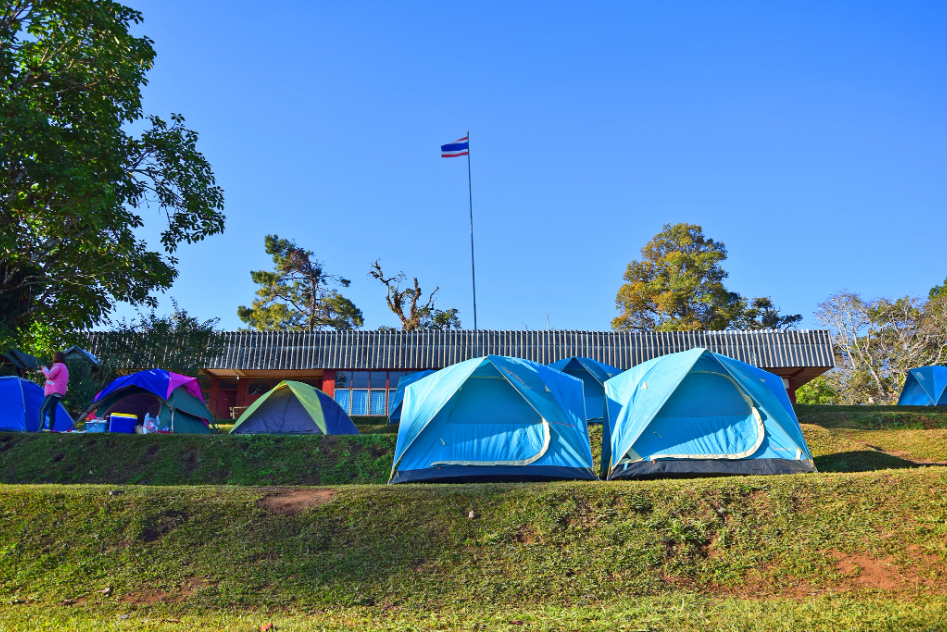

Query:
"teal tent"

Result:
[[898, 367, 947, 406], [387, 370, 436, 423], [390, 356, 596, 484], [547, 356, 621, 423], [603, 348, 816, 480], [231, 381, 358, 434]]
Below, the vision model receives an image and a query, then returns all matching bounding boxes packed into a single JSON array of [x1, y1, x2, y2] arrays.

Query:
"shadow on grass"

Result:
[[815, 450, 923, 473]]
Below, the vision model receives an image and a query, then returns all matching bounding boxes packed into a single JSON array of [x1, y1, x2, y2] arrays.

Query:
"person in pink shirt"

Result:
[[39, 352, 69, 431]]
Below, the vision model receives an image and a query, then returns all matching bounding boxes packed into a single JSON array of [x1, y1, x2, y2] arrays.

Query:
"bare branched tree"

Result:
[[814, 291, 947, 403], [368, 260, 461, 331]]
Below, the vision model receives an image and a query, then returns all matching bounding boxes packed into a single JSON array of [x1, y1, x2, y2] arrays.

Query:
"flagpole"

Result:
[[467, 130, 478, 335]]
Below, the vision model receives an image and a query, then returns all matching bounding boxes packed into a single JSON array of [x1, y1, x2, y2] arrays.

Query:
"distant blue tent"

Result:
[[898, 366, 947, 406], [390, 356, 597, 484], [547, 356, 621, 423], [602, 348, 816, 480], [0, 377, 73, 432], [387, 370, 436, 423]]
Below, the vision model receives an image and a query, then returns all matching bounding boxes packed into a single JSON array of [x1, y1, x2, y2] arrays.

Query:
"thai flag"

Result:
[[441, 136, 469, 158]]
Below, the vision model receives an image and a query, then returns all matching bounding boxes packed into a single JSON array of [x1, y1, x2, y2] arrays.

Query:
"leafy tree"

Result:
[[930, 277, 947, 300], [729, 296, 804, 330], [0, 1, 225, 352], [814, 291, 947, 404], [368, 260, 462, 331], [612, 223, 800, 331], [61, 299, 222, 415], [238, 235, 363, 332], [794, 375, 842, 405]]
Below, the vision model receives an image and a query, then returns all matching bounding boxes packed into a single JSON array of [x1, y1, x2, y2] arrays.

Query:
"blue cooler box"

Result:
[[109, 413, 138, 434], [86, 420, 107, 433]]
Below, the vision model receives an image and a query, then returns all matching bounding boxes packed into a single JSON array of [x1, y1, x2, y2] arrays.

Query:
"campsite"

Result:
[[2, 0, 947, 630]]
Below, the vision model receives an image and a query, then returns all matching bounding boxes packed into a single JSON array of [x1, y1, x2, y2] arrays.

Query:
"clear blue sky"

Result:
[[118, 0, 947, 331]]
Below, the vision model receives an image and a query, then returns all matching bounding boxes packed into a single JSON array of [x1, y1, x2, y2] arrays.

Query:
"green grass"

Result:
[[3, 405, 947, 629], [4, 596, 947, 631], [795, 404, 947, 430], [0, 470, 945, 629], [0, 432, 396, 486], [1, 406, 946, 487]]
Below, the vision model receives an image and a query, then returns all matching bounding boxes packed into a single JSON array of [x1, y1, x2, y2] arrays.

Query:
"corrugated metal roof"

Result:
[[85, 329, 835, 372]]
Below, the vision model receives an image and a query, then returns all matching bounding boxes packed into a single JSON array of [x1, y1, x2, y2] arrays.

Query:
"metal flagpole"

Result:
[[467, 130, 478, 334]]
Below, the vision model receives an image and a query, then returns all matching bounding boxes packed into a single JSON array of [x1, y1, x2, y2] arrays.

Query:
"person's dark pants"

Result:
[[38, 394, 62, 431]]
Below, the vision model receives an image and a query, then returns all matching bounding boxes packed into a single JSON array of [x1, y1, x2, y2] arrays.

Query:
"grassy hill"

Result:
[[0, 406, 944, 487], [2, 469, 946, 630], [1, 405, 946, 629]]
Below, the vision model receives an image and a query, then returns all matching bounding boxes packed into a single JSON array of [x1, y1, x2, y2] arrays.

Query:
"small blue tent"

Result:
[[602, 348, 815, 480], [898, 366, 947, 406], [0, 377, 73, 432], [387, 370, 436, 423], [390, 356, 597, 484], [547, 356, 621, 423]]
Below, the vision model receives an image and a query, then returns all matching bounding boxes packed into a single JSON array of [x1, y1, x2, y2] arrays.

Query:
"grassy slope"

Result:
[[2, 406, 947, 629], [1, 407, 945, 486], [1, 469, 946, 630]]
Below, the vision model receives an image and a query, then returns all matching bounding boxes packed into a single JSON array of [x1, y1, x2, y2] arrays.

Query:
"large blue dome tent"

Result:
[[547, 356, 621, 424], [602, 348, 815, 480], [387, 370, 436, 423], [389, 356, 596, 484], [0, 376, 74, 432], [898, 366, 947, 406]]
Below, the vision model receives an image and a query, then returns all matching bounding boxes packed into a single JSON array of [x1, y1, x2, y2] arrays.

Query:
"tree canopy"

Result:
[[368, 260, 461, 331], [813, 290, 947, 404], [612, 223, 800, 331], [238, 235, 363, 332], [0, 1, 225, 352]]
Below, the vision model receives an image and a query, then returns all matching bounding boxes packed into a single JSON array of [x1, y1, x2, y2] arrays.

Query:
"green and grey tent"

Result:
[[91, 369, 215, 433], [230, 380, 359, 435]]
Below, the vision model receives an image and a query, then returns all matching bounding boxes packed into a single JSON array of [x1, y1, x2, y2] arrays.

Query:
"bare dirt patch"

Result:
[[120, 578, 216, 605], [830, 550, 899, 590], [260, 488, 336, 515], [514, 524, 536, 544], [715, 548, 947, 599]]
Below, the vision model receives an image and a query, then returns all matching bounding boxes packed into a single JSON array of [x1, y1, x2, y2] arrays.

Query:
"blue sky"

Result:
[[119, 0, 947, 331]]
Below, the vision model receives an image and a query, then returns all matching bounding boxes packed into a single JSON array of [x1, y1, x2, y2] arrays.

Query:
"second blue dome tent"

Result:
[[602, 348, 816, 480], [389, 355, 597, 484]]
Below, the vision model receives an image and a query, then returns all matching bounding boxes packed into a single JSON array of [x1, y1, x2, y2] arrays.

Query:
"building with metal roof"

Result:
[[86, 329, 834, 419]]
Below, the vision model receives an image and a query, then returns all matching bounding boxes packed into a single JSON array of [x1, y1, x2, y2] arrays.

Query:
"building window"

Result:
[[351, 371, 371, 388], [331, 369, 430, 416], [351, 389, 368, 415], [369, 390, 387, 415], [248, 378, 274, 395], [388, 371, 407, 390], [334, 389, 351, 412]]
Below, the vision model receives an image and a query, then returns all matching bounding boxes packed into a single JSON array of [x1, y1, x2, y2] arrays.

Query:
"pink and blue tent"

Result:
[[91, 369, 215, 433]]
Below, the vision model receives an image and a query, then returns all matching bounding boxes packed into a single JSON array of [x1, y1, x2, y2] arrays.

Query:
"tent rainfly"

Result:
[[547, 356, 621, 424], [230, 380, 358, 435], [91, 369, 215, 433], [898, 366, 947, 406], [390, 355, 597, 484], [602, 348, 816, 480], [387, 370, 436, 423], [0, 376, 74, 432]]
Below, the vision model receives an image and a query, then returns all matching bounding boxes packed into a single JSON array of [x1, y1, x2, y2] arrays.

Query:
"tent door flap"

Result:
[[431, 419, 551, 467]]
